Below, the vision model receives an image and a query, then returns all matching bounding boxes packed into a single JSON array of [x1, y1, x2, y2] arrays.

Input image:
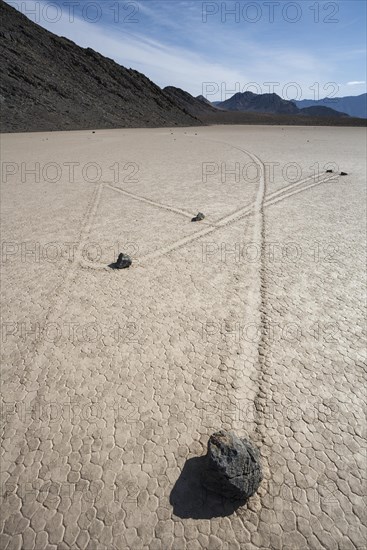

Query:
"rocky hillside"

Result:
[[163, 87, 218, 116], [0, 0, 200, 132], [196, 95, 218, 108]]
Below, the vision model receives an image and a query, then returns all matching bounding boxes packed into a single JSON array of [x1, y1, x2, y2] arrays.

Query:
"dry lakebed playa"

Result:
[[1, 124, 366, 549]]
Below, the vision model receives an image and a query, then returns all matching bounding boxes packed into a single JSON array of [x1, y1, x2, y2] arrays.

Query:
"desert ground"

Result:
[[1, 125, 366, 549]]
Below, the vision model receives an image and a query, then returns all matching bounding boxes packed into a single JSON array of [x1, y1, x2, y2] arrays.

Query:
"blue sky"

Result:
[[6, 0, 367, 101]]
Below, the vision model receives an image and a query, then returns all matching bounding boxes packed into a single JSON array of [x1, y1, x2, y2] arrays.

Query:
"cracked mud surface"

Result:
[[1, 126, 366, 549]]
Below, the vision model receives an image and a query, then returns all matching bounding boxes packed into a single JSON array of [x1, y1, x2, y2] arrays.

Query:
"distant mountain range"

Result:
[[212, 91, 350, 118], [0, 0, 365, 132], [293, 94, 367, 119], [165, 90, 351, 120], [165, 90, 364, 124]]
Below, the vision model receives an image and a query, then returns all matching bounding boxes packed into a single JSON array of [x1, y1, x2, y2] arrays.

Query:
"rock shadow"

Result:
[[170, 456, 246, 519]]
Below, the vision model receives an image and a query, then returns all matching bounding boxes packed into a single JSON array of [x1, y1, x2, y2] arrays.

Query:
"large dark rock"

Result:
[[114, 253, 132, 269], [201, 431, 262, 501]]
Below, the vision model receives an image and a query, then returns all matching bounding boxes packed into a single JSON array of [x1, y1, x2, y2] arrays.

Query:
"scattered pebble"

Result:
[[191, 212, 205, 222]]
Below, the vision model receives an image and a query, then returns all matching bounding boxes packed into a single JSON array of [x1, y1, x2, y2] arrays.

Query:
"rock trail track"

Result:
[[1, 128, 366, 550]]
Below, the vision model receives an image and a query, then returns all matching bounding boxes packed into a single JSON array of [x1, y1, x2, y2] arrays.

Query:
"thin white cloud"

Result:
[[24, 10, 331, 99], [347, 81, 366, 86]]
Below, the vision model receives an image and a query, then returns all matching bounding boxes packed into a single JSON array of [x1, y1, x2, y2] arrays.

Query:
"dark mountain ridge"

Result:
[[217, 91, 299, 114], [215, 91, 349, 117]]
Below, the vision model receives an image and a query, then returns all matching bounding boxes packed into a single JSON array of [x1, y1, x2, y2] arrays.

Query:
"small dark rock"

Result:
[[201, 430, 262, 501], [326, 169, 333, 173], [113, 253, 132, 269], [191, 212, 205, 222], [92, 131, 95, 133], [340, 171, 348, 176]]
